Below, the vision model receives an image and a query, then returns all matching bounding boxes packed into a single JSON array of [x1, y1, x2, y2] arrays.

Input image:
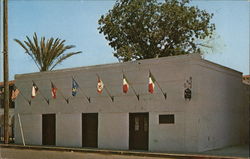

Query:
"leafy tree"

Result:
[[14, 33, 82, 71], [98, 0, 215, 62]]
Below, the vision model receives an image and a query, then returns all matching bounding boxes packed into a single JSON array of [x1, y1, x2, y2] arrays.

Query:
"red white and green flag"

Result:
[[31, 82, 38, 98], [123, 75, 129, 93], [97, 77, 104, 94], [51, 82, 57, 99], [148, 72, 156, 93]]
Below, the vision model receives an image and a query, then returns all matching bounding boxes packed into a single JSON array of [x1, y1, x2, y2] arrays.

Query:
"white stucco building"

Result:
[[14, 54, 249, 152]]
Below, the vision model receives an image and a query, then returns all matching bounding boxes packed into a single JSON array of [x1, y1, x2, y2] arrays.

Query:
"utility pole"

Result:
[[3, 0, 9, 144]]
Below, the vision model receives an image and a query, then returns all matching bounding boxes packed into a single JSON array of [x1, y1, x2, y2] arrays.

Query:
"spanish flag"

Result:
[[51, 82, 57, 99]]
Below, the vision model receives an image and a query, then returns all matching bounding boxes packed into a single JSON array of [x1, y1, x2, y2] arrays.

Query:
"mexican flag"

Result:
[[31, 83, 38, 98], [97, 78, 104, 93], [123, 75, 129, 93], [148, 72, 155, 93], [51, 82, 57, 99]]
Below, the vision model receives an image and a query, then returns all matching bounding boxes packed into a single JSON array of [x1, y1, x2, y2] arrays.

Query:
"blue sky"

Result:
[[0, 0, 249, 81]]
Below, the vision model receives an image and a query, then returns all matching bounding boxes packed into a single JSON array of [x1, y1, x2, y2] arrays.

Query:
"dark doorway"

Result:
[[42, 114, 56, 145], [129, 113, 149, 150], [82, 113, 98, 148]]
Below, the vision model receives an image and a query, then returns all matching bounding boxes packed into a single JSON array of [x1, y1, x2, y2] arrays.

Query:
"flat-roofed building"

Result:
[[14, 54, 249, 152]]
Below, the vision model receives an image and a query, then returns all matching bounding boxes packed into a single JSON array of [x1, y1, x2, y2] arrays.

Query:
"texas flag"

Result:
[[123, 75, 129, 93], [51, 82, 57, 99], [97, 77, 104, 94], [31, 82, 38, 98], [148, 72, 155, 93]]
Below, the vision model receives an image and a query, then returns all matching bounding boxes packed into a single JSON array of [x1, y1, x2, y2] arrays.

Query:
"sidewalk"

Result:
[[0, 144, 249, 159], [202, 145, 249, 158]]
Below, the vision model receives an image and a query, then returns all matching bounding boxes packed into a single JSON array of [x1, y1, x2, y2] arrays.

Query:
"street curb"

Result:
[[0, 144, 247, 159]]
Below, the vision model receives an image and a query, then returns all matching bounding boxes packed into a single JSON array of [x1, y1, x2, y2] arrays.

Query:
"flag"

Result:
[[72, 79, 79, 96], [11, 86, 20, 100], [148, 72, 155, 93], [97, 77, 104, 94], [51, 82, 57, 99], [123, 75, 129, 93], [31, 83, 38, 98]]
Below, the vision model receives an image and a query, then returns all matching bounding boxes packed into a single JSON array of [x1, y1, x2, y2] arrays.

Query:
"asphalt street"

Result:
[[0, 147, 173, 159], [0, 144, 248, 159]]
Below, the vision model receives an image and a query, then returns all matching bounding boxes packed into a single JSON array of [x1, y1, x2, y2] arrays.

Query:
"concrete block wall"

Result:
[[98, 113, 129, 150], [56, 113, 82, 147], [149, 112, 186, 152], [191, 59, 246, 152], [15, 114, 41, 145]]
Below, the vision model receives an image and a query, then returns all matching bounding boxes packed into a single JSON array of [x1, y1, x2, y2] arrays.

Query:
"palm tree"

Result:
[[14, 33, 82, 71]]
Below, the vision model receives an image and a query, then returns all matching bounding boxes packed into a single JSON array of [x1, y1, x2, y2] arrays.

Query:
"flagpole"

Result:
[[3, 0, 9, 144], [32, 81, 49, 104], [15, 87, 31, 105], [103, 85, 114, 102], [50, 80, 69, 104], [149, 71, 167, 99], [123, 73, 139, 101]]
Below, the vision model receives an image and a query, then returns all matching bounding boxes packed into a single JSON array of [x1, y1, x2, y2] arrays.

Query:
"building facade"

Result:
[[14, 54, 248, 152]]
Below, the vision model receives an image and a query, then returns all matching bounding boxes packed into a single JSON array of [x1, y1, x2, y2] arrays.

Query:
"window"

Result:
[[159, 114, 175, 124]]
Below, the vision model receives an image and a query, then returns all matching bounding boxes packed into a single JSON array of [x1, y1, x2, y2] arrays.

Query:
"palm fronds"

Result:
[[14, 32, 82, 72]]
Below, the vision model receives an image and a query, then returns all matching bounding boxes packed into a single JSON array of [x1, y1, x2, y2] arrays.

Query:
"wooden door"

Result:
[[82, 113, 98, 148], [42, 114, 56, 145], [129, 113, 149, 150]]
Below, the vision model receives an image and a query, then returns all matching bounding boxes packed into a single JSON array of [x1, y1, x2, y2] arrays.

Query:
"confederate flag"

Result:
[[148, 72, 155, 93], [123, 75, 129, 93], [51, 82, 57, 99]]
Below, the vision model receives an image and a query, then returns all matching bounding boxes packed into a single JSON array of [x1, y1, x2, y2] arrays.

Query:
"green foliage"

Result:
[[98, 0, 215, 62], [14, 33, 82, 71]]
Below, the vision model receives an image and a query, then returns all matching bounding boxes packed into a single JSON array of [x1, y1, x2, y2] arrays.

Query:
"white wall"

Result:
[[149, 112, 186, 152], [98, 113, 129, 150], [15, 114, 41, 145], [192, 60, 245, 152], [56, 113, 82, 147]]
